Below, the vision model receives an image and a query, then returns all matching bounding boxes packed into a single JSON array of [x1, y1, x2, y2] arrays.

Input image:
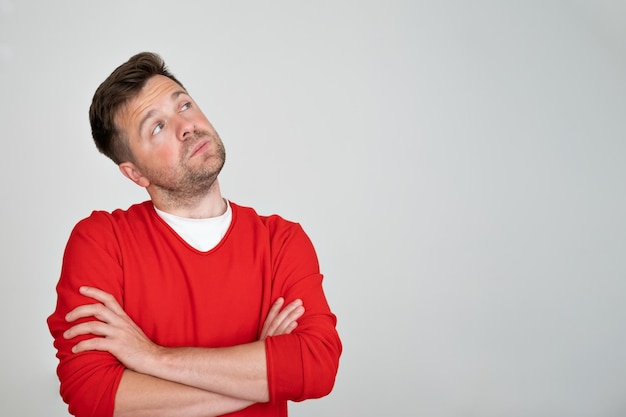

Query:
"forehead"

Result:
[[116, 75, 187, 133]]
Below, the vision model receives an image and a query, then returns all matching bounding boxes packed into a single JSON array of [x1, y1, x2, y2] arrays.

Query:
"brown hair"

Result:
[[89, 52, 185, 164]]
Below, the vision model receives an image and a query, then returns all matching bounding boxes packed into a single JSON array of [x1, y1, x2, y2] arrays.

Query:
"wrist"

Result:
[[134, 343, 168, 377]]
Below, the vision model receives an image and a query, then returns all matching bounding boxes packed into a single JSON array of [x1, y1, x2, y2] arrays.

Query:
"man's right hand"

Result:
[[260, 298, 304, 340]]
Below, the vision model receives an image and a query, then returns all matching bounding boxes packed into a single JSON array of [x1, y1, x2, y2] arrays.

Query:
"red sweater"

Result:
[[47, 201, 341, 417]]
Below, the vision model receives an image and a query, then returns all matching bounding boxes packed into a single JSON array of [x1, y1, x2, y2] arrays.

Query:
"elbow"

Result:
[[267, 328, 342, 402], [55, 355, 125, 417], [300, 334, 342, 400], [306, 353, 340, 399], [319, 364, 339, 398]]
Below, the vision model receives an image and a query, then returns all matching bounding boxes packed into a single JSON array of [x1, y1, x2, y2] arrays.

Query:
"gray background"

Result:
[[1, 1, 625, 416]]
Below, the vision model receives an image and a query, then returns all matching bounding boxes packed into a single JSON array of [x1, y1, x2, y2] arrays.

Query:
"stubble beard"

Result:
[[152, 129, 227, 207]]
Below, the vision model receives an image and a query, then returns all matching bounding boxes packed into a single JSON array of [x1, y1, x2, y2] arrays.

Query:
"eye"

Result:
[[181, 102, 191, 111], [152, 123, 164, 136]]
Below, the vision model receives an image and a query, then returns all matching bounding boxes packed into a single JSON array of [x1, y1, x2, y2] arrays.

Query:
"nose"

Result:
[[176, 114, 195, 141]]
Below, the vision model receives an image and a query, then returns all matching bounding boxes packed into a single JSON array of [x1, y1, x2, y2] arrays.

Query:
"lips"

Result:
[[190, 140, 209, 158]]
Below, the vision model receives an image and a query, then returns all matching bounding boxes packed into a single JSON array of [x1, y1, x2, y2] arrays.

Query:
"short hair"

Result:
[[89, 52, 185, 164]]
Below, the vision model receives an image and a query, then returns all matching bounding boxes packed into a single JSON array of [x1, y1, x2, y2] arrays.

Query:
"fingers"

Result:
[[65, 302, 117, 323], [64, 286, 127, 346], [78, 286, 126, 316], [64, 321, 115, 354], [71, 337, 111, 354], [273, 300, 304, 335], [65, 286, 127, 324], [64, 320, 110, 340], [260, 297, 285, 339], [63, 303, 120, 353], [260, 298, 305, 340], [62, 286, 159, 369]]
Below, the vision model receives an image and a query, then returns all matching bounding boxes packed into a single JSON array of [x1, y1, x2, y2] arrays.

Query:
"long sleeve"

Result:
[[264, 221, 342, 402], [47, 212, 126, 417]]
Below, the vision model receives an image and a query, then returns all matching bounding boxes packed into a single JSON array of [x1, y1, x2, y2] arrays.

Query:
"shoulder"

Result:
[[71, 201, 154, 236], [230, 201, 303, 236], [229, 201, 317, 259]]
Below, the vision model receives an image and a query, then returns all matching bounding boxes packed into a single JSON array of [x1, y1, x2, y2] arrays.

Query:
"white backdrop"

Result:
[[1, 1, 625, 416]]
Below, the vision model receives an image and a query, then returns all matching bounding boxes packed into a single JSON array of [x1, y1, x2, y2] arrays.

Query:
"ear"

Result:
[[119, 162, 150, 188]]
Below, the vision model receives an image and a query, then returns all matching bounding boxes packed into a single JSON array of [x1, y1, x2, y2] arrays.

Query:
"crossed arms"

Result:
[[48, 210, 341, 417], [62, 286, 305, 417]]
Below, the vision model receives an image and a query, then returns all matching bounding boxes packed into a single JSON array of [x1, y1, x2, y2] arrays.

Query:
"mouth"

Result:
[[190, 140, 210, 158]]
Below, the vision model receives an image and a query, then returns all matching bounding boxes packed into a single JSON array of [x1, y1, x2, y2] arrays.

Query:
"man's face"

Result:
[[116, 75, 225, 195]]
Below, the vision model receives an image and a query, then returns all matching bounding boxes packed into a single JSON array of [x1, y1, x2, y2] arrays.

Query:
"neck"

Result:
[[149, 179, 227, 219]]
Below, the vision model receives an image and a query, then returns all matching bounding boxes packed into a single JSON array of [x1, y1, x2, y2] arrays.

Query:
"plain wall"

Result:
[[1, 1, 625, 416]]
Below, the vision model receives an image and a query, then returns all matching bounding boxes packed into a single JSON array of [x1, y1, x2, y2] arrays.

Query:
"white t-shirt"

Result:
[[153, 200, 232, 252]]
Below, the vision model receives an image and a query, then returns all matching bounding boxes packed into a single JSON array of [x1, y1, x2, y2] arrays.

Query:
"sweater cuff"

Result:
[[265, 334, 303, 401]]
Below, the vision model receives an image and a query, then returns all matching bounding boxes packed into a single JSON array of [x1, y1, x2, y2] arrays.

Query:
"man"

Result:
[[47, 52, 342, 417]]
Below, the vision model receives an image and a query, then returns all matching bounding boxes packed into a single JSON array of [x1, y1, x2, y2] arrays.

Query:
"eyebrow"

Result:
[[137, 89, 189, 135]]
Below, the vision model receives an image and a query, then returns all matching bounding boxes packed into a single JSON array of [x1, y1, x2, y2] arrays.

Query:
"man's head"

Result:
[[90, 52, 226, 209], [89, 52, 184, 165]]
